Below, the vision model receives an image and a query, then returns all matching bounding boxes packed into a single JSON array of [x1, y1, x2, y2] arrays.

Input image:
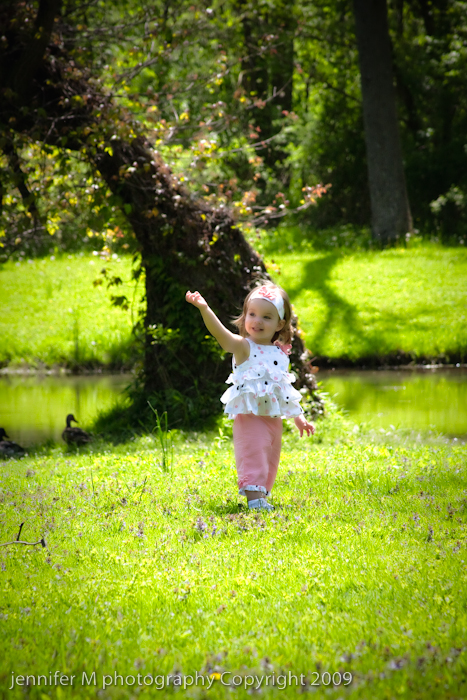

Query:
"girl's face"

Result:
[[245, 298, 285, 344]]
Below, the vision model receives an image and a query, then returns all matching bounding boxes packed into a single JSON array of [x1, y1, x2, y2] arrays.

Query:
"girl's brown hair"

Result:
[[233, 282, 293, 344]]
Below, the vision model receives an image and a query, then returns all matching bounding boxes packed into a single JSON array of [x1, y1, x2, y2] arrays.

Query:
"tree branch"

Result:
[[2, 140, 47, 231], [0, 539, 47, 547], [0, 523, 47, 548], [16, 522, 24, 541], [12, 0, 62, 101]]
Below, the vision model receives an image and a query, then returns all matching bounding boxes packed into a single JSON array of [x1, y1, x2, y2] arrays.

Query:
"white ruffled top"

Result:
[[221, 338, 303, 419]]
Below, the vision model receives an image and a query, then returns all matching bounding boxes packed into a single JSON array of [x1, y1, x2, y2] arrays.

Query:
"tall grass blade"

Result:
[[147, 401, 173, 473]]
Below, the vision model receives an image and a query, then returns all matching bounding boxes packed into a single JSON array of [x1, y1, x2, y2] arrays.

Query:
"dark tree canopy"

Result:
[[2, 0, 467, 257]]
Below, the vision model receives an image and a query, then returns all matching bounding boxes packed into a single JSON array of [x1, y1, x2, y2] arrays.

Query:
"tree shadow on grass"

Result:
[[286, 253, 412, 363]]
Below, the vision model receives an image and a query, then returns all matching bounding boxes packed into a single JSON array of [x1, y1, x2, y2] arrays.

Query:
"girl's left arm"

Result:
[[294, 414, 315, 437]]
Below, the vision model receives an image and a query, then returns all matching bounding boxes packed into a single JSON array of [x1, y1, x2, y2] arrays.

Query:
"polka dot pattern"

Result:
[[221, 339, 303, 419]]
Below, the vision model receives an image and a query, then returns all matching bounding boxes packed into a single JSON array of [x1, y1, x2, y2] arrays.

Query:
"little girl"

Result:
[[186, 282, 314, 511]]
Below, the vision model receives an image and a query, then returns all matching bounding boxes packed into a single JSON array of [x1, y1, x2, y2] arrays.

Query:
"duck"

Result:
[[62, 414, 92, 446], [0, 428, 26, 458]]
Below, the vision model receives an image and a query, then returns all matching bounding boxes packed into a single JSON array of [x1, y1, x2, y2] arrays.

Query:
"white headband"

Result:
[[249, 285, 285, 320]]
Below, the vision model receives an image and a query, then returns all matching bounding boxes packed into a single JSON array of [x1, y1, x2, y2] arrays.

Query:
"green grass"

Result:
[[1, 241, 467, 368], [0, 254, 139, 369], [1, 418, 466, 699], [262, 235, 467, 363]]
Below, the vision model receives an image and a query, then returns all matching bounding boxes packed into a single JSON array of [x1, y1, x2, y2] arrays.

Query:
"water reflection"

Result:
[[320, 368, 467, 437], [1, 369, 466, 446], [0, 374, 131, 446]]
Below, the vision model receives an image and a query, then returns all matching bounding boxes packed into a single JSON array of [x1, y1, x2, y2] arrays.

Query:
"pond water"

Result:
[[0, 373, 131, 447], [320, 368, 467, 438], [0, 369, 466, 447]]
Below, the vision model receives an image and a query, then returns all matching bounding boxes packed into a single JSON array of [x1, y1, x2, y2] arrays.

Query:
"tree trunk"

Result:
[[92, 138, 274, 422], [353, 0, 413, 245], [93, 138, 318, 423], [0, 1, 321, 425]]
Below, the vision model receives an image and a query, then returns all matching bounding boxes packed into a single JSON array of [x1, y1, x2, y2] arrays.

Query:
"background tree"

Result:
[[353, 0, 413, 246], [3, 0, 466, 257], [294, 0, 467, 243], [236, 0, 296, 179], [0, 0, 321, 425]]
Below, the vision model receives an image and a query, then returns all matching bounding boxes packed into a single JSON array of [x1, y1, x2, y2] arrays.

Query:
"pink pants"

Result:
[[233, 414, 283, 496]]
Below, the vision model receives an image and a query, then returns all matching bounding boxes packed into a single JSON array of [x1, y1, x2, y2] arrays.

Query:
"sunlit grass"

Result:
[[264, 239, 467, 362], [0, 420, 466, 699], [2, 241, 467, 369], [0, 254, 140, 369]]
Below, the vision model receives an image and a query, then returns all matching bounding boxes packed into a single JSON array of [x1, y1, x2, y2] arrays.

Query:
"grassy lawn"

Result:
[[1, 242, 466, 369], [1, 419, 466, 699], [0, 254, 138, 369], [264, 241, 467, 363], [2, 237, 466, 699]]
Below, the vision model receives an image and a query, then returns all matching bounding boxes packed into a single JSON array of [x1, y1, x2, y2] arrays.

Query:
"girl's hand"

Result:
[[294, 415, 315, 437], [186, 291, 208, 310]]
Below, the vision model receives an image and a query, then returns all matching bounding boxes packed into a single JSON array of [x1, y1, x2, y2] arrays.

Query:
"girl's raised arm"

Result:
[[186, 291, 249, 363]]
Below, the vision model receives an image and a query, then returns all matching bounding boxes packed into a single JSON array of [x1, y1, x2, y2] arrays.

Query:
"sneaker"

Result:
[[248, 498, 274, 512]]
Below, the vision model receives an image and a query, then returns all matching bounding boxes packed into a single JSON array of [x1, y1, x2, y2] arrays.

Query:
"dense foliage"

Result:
[[1, 0, 466, 261]]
